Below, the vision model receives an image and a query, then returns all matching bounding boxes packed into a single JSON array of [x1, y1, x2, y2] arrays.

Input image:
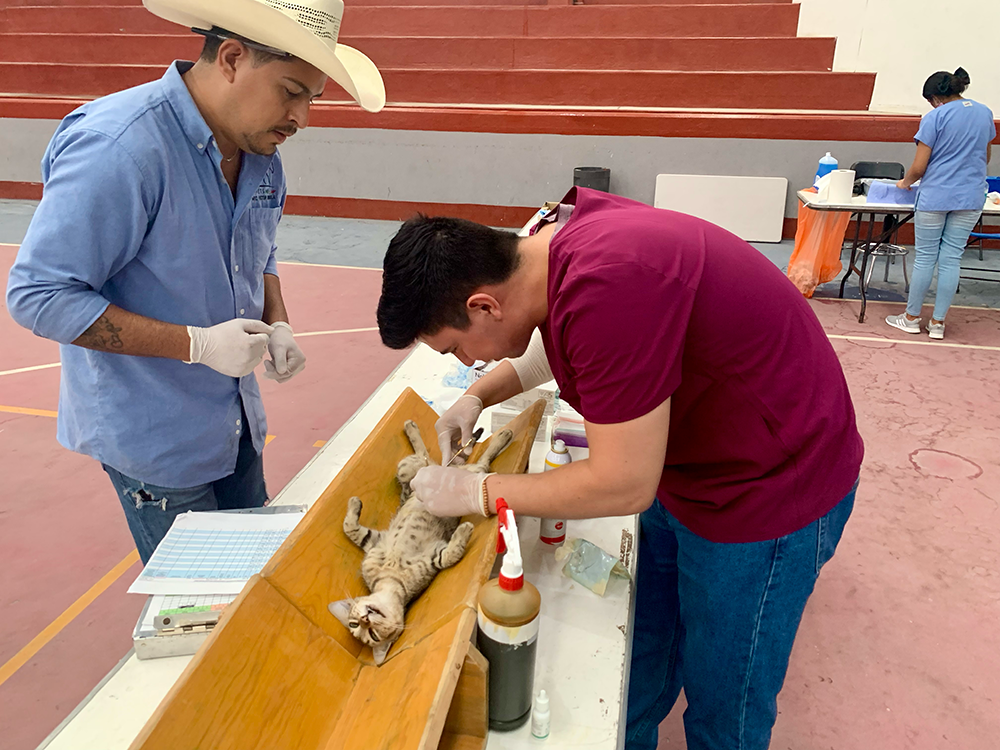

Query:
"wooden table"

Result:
[[796, 190, 1000, 323], [38, 344, 638, 750]]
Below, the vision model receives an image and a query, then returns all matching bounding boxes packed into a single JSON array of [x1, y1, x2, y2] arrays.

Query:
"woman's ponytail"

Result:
[[923, 67, 970, 101]]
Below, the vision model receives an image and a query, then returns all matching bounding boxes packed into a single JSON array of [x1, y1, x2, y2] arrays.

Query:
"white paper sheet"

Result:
[[127, 511, 304, 595]]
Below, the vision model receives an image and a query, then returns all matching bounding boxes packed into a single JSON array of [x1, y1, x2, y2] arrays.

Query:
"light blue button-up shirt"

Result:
[[6, 62, 286, 487], [914, 98, 995, 212]]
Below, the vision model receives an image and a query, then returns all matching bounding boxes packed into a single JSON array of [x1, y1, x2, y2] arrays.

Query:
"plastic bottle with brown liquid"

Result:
[[477, 499, 541, 731]]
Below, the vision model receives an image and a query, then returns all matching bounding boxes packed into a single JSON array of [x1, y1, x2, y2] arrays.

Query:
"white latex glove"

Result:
[[186, 319, 273, 378], [435, 394, 484, 465], [412, 465, 493, 518], [263, 321, 306, 383]]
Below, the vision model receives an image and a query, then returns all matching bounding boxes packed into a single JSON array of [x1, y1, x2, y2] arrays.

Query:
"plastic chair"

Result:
[[850, 161, 909, 289], [968, 226, 1000, 259], [851, 161, 906, 182], [967, 177, 1000, 260]]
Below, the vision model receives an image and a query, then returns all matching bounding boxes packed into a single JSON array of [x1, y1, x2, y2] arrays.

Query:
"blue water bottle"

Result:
[[814, 152, 838, 187]]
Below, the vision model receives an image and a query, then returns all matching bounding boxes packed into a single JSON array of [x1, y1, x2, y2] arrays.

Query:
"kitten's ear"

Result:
[[372, 639, 394, 666], [329, 600, 353, 629]]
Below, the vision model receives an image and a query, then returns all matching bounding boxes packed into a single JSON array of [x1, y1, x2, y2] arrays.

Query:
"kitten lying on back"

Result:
[[330, 420, 513, 664]]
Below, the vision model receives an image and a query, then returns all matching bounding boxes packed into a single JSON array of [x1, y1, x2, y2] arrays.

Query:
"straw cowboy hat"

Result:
[[142, 0, 385, 112]]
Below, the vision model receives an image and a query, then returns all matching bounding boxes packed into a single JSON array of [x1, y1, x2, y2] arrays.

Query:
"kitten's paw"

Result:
[[403, 421, 428, 452], [344, 496, 362, 525], [438, 521, 477, 569], [454, 521, 474, 545]]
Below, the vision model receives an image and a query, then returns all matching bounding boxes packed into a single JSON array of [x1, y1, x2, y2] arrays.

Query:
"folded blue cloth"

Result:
[[866, 180, 916, 206]]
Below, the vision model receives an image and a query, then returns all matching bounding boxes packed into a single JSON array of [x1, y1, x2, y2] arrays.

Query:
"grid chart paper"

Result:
[[143, 528, 290, 580], [128, 511, 304, 595]]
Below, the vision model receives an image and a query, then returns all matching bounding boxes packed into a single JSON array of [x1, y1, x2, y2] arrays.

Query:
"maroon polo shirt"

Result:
[[540, 188, 863, 543]]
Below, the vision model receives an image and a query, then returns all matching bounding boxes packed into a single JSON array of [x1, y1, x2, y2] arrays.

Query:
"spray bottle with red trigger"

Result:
[[477, 499, 542, 731]]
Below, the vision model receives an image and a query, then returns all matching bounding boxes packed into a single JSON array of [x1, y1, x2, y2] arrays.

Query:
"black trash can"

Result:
[[573, 166, 611, 193]]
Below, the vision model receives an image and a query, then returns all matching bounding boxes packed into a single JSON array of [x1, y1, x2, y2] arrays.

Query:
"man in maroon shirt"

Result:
[[376, 188, 863, 750]]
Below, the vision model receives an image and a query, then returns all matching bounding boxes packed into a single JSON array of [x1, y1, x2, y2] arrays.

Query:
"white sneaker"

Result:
[[885, 313, 921, 334], [928, 321, 945, 340]]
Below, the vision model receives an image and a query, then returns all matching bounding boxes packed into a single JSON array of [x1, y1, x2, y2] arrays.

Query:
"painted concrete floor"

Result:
[[2, 201, 1000, 750], [4, 199, 1000, 306], [0, 244, 407, 750], [659, 300, 1000, 749]]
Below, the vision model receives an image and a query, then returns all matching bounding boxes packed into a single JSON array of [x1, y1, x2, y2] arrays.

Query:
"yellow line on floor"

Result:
[[313, 440, 327, 448], [0, 549, 140, 688], [296, 326, 379, 337], [265, 434, 276, 446], [0, 362, 61, 377], [0, 405, 58, 418], [827, 334, 1000, 352]]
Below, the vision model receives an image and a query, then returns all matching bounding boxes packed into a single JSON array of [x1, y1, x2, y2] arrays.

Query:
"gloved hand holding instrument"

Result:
[[435, 394, 484, 465]]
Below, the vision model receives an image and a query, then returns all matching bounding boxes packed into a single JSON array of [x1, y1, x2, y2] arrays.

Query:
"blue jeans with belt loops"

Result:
[[625, 482, 857, 750]]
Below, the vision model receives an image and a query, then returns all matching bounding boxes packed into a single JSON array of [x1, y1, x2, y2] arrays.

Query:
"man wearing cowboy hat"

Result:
[[6, 0, 385, 563]]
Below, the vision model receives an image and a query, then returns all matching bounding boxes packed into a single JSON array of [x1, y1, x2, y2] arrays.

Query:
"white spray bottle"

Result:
[[540, 439, 571, 545]]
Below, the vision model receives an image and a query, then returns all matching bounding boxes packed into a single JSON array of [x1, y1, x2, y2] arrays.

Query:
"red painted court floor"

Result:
[[0, 243, 406, 749], [2, 242, 1000, 749]]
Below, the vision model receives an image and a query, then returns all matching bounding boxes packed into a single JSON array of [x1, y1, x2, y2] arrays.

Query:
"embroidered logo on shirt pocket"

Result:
[[247, 206, 282, 275]]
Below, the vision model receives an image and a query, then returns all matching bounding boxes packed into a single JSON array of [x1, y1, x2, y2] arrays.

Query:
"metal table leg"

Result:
[[856, 212, 877, 322], [839, 211, 864, 298]]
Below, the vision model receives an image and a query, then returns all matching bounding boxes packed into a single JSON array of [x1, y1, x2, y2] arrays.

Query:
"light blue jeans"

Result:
[[906, 209, 982, 321], [103, 405, 268, 563]]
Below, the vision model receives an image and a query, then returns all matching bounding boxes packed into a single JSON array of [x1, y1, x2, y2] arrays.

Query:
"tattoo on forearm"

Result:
[[76, 314, 125, 352]]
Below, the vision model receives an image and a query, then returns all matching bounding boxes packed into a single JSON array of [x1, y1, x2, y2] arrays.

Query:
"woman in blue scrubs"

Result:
[[886, 68, 995, 340]]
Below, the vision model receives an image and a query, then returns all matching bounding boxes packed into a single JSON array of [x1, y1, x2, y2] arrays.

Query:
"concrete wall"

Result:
[[0, 118, 57, 184], [284, 128, 926, 217], [796, 0, 1000, 115], [1, 118, 926, 220]]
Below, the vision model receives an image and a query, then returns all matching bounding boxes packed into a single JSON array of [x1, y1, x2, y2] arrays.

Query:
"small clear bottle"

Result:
[[540, 440, 571, 546], [531, 689, 551, 739]]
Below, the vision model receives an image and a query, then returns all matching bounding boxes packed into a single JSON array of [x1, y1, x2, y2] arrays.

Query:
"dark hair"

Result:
[[922, 67, 970, 101], [198, 26, 287, 66], [377, 215, 522, 349]]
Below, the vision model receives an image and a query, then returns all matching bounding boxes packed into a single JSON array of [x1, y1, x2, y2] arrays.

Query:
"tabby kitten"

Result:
[[330, 420, 513, 664]]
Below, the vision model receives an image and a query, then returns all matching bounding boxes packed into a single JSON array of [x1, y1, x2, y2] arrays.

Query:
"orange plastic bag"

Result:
[[786, 192, 851, 298]]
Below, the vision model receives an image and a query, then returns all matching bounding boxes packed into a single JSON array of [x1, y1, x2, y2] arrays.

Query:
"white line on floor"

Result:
[[827, 334, 1000, 352], [277, 260, 380, 271], [296, 327, 379, 338], [0, 362, 61, 377], [2, 249, 379, 271], [814, 296, 999, 312]]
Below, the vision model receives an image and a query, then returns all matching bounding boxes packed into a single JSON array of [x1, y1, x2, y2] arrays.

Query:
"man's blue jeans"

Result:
[[103, 413, 268, 564], [625, 482, 857, 750]]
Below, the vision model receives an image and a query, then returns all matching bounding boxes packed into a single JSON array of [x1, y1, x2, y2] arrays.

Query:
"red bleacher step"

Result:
[[381, 68, 873, 109], [342, 35, 835, 71], [0, 62, 875, 111], [343, 4, 802, 37], [0, 33, 837, 72], [3, 4, 800, 38], [5, 0, 141, 6]]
